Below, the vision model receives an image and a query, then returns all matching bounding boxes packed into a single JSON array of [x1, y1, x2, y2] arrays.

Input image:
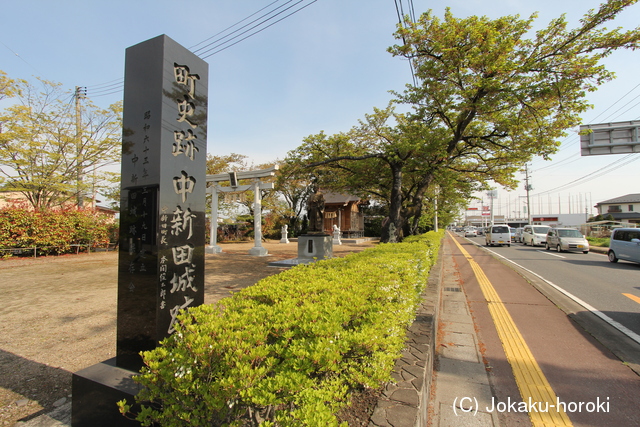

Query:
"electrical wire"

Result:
[[196, 0, 317, 59], [532, 153, 640, 197], [393, 0, 418, 87], [530, 82, 640, 172], [587, 83, 640, 124], [76, 1, 318, 98], [190, 0, 283, 51]]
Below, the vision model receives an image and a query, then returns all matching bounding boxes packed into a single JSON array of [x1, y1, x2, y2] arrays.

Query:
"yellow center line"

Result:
[[623, 293, 640, 305], [449, 233, 572, 426]]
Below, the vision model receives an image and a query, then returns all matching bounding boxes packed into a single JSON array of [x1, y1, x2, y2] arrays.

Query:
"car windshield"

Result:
[[558, 229, 582, 238], [493, 226, 509, 233], [533, 227, 550, 234]]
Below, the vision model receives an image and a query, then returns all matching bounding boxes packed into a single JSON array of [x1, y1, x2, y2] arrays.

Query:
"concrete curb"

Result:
[[368, 244, 444, 427]]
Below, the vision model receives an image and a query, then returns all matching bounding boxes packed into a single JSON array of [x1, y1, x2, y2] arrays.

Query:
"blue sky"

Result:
[[1, 0, 639, 216]]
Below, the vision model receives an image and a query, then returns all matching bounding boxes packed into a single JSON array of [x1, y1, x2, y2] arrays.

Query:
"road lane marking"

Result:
[[468, 240, 640, 346], [537, 250, 565, 258], [623, 293, 640, 305], [450, 234, 573, 426]]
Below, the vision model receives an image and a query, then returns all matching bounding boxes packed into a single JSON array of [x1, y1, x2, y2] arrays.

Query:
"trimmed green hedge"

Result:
[[119, 231, 443, 426], [0, 207, 116, 255]]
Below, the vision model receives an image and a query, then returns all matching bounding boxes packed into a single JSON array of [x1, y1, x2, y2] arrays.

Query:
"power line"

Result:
[[393, 0, 418, 87], [78, 1, 318, 98], [190, 0, 285, 51], [195, 0, 317, 59], [0, 40, 45, 78], [532, 153, 640, 197], [587, 82, 640, 124]]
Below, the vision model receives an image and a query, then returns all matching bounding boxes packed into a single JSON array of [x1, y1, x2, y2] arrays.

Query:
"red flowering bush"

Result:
[[0, 207, 116, 256]]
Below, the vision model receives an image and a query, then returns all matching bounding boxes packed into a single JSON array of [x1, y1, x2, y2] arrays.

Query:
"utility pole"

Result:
[[75, 86, 87, 208], [487, 189, 497, 225], [524, 164, 533, 225]]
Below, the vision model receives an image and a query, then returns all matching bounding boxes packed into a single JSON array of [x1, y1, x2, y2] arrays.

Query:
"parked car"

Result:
[[522, 225, 551, 246], [608, 228, 640, 264], [485, 224, 511, 247], [545, 228, 589, 253], [514, 227, 524, 243], [464, 227, 478, 237]]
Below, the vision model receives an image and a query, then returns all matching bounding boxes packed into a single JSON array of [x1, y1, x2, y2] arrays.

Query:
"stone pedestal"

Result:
[[71, 359, 142, 427], [248, 245, 269, 256], [205, 244, 223, 254], [298, 234, 333, 261]]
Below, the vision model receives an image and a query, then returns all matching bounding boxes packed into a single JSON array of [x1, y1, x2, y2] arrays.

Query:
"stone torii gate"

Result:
[[205, 165, 278, 256]]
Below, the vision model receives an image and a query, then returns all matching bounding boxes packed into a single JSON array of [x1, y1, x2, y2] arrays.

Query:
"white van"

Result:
[[485, 224, 511, 247], [522, 225, 551, 246], [608, 228, 640, 264]]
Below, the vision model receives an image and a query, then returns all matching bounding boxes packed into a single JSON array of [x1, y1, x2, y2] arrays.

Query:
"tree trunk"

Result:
[[381, 163, 404, 243]]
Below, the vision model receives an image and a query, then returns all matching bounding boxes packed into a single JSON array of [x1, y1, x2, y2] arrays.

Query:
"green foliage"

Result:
[[119, 231, 444, 426], [0, 73, 122, 210], [586, 237, 610, 247], [0, 207, 115, 255]]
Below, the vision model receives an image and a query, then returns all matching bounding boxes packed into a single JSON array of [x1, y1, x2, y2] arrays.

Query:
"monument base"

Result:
[[248, 245, 269, 256], [298, 234, 333, 261], [205, 244, 223, 254], [71, 358, 143, 427]]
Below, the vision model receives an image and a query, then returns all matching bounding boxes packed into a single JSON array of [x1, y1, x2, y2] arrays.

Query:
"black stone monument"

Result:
[[72, 34, 208, 426]]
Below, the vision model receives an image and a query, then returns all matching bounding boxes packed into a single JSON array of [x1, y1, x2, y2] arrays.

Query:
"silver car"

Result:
[[608, 228, 640, 264], [545, 228, 589, 253], [464, 228, 478, 237]]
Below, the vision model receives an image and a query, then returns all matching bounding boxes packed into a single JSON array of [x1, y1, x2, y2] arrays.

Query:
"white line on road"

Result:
[[537, 250, 565, 258]]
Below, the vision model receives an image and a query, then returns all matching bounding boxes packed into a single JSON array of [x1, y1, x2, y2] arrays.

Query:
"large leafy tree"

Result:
[[288, 0, 640, 242], [0, 75, 122, 210]]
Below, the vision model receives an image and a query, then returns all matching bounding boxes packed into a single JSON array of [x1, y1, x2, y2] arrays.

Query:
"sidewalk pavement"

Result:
[[429, 237, 501, 427]]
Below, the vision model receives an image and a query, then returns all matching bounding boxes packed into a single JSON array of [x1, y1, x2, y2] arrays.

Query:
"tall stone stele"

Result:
[[71, 34, 208, 427]]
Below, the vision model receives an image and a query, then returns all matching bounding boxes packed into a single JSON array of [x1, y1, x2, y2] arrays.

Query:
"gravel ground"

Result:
[[0, 239, 377, 426]]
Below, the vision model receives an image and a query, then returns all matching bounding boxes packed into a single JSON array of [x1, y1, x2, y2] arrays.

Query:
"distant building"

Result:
[[529, 214, 587, 228], [594, 193, 640, 224]]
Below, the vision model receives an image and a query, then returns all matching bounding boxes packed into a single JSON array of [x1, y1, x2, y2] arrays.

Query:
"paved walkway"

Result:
[[429, 237, 501, 426]]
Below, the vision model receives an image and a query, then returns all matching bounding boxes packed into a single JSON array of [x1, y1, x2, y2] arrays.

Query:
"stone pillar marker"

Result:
[[71, 34, 208, 426]]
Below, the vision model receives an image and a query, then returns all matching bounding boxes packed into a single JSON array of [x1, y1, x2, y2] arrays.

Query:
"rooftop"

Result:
[[595, 193, 640, 205]]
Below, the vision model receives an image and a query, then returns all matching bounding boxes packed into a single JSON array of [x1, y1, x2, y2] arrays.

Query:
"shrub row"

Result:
[[119, 230, 444, 426], [0, 207, 116, 255]]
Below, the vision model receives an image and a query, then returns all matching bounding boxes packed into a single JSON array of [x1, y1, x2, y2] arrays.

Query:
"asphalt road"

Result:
[[464, 235, 640, 338]]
